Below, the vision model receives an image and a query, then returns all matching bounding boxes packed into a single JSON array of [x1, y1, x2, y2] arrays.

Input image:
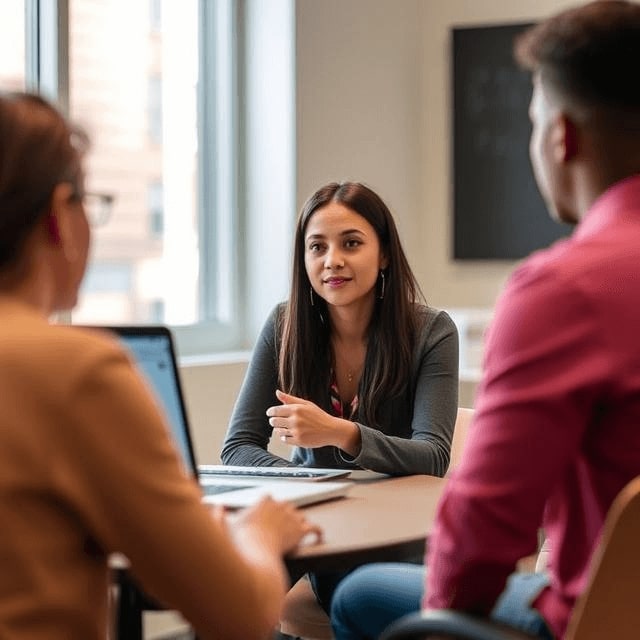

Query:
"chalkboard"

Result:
[[452, 23, 572, 260]]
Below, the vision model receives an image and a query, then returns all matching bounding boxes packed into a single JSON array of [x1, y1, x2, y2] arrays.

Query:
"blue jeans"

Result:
[[330, 563, 554, 640]]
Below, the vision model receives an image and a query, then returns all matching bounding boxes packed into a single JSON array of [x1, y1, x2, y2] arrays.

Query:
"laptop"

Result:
[[198, 464, 351, 482], [87, 325, 351, 509]]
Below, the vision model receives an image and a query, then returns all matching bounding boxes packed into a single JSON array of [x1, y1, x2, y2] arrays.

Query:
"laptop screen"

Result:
[[102, 327, 198, 477]]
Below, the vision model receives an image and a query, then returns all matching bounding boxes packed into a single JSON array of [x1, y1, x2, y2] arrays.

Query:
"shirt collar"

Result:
[[574, 173, 640, 240]]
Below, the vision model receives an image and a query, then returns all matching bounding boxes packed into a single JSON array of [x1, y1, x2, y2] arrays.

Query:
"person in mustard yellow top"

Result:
[[0, 91, 321, 640]]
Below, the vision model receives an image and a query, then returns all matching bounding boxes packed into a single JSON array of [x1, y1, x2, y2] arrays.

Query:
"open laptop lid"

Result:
[[86, 325, 351, 509], [88, 325, 200, 478]]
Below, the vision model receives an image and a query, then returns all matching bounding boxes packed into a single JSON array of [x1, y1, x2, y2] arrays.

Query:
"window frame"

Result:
[[23, 0, 252, 355]]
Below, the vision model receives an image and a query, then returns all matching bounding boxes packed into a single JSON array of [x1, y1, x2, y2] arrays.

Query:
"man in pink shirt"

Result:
[[330, 1, 640, 638]]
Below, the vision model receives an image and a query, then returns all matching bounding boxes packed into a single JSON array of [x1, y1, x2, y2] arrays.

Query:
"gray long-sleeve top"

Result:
[[220, 304, 459, 476]]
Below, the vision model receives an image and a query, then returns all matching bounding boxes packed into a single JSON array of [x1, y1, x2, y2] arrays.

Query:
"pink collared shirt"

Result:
[[425, 175, 640, 638]]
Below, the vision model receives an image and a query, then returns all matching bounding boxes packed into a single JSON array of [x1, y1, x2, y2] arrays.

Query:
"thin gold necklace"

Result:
[[334, 350, 364, 383]]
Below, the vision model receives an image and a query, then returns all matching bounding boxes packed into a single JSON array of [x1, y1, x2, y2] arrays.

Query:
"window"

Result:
[[148, 181, 164, 236], [81, 263, 133, 293], [78, 264, 135, 323], [149, 299, 165, 323], [21, 0, 295, 356], [149, 0, 162, 33], [0, 2, 26, 91], [147, 74, 163, 145], [66, 0, 239, 347]]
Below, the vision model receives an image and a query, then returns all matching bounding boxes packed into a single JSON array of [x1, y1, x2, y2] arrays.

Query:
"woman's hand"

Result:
[[224, 496, 322, 556], [209, 499, 322, 637], [267, 389, 362, 454]]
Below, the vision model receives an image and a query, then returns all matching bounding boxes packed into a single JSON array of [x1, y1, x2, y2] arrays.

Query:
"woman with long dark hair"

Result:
[[222, 181, 458, 477]]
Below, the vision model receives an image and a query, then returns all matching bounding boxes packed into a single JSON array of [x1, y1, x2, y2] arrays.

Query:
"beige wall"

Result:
[[182, 0, 579, 465], [179, 361, 247, 464], [180, 359, 288, 464], [296, 0, 577, 310]]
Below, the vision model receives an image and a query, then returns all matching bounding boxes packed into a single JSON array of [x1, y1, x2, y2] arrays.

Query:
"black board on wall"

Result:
[[452, 22, 572, 260]]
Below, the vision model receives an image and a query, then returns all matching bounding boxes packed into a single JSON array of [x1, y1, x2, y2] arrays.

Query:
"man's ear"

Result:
[[553, 113, 579, 163]]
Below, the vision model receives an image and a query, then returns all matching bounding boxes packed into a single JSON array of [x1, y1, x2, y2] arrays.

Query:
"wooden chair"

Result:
[[379, 475, 640, 640], [448, 407, 474, 474], [278, 408, 474, 640], [279, 575, 334, 640]]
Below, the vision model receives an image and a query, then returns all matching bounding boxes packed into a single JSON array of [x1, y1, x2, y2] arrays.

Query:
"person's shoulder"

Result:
[[253, 302, 288, 347], [508, 235, 580, 294], [0, 306, 120, 361], [493, 235, 598, 338], [259, 301, 287, 331], [263, 301, 287, 322], [0, 317, 130, 403], [413, 303, 455, 328], [411, 304, 458, 339], [35, 324, 127, 370]]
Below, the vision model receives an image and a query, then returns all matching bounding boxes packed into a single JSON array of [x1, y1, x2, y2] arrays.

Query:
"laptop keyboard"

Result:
[[199, 467, 336, 479]]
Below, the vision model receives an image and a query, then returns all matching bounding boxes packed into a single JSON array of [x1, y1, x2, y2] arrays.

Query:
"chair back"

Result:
[[279, 576, 334, 640], [448, 408, 474, 474], [565, 475, 640, 640]]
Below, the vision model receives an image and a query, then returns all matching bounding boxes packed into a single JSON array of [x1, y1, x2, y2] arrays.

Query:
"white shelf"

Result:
[[446, 307, 493, 380]]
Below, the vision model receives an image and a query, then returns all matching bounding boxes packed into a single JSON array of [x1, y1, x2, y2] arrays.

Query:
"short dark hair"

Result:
[[514, 0, 640, 112], [0, 92, 88, 270]]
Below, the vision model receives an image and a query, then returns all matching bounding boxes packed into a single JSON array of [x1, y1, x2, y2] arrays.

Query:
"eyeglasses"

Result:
[[82, 191, 115, 227]]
